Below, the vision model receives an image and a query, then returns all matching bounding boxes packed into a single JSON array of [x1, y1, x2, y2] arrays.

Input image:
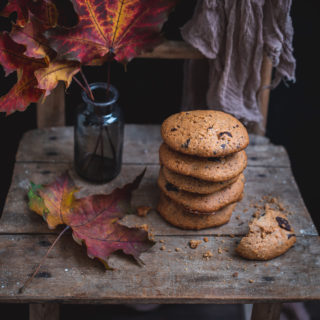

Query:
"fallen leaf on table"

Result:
[[28, 169, 154, 269]]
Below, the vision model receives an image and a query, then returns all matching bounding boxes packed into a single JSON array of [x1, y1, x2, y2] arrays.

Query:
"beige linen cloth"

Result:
[[181, 0, 296, 129]]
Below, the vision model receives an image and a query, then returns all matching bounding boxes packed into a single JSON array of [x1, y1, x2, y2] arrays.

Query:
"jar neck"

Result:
[[82, 82, 119, 115]]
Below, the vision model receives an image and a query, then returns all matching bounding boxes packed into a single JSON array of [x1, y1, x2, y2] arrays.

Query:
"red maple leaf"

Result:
[[28, 170, 154, 268], [48, 0, 178, 64], [0, 0, 58, 27]]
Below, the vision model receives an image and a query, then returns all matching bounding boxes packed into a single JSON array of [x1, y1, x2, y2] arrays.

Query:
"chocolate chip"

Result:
[[213, 151, 217, 155], [288, 234, 296, 239], [276, 216, 291, 231], [165, 182, 179, 192], [170, 128, 177, 132], [181, 138, 190, 149], [220, 144, 226, 149], [218, 131, 233, 138], [207, 157, 220, 162]]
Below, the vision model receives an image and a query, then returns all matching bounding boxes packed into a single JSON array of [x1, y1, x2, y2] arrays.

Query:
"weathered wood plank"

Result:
[[138, 40, 205, 59], [0, 235, 320, 303], [29, 303, 60, 320], [37, 83, 65, 128], [0, 164, 316, 236], [251, 303, 282, 320], [15, 126, 289, 168]]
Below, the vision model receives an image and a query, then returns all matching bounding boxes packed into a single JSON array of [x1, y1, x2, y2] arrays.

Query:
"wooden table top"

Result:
[[0, 125, 319, 304]]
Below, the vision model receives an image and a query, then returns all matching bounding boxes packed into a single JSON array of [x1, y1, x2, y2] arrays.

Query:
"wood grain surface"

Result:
[[0, 125, 318, 304]]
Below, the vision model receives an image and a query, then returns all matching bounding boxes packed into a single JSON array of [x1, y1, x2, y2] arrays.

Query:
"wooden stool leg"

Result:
[[29, 303, 60, 320], [251, 303, 282, 320]]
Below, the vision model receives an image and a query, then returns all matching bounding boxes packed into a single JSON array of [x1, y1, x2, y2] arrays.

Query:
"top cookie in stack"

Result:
[[157, 110, 249, 230]]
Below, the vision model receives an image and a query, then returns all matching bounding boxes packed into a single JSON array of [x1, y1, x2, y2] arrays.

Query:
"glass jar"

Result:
[[74, 82, 124, 183]]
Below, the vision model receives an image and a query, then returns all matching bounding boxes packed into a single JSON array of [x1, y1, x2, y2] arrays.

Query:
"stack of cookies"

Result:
[[157, 110, 249, 230]]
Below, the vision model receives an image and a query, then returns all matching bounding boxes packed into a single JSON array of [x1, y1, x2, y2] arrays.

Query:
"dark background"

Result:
[[0, 0, 320, 319]]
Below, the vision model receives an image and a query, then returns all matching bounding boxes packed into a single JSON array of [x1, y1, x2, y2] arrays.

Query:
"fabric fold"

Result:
[[181, 0, 296, 127]]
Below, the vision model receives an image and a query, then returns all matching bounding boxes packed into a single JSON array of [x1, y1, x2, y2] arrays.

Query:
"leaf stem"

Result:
[[106, 61, 111, 95], [80, 68, 94, 101], [73, 76, 90, 97], [18, 225, 70, 294]]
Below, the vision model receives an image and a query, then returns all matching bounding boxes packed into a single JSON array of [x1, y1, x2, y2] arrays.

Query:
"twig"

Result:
[[18, 226, 70, 294]]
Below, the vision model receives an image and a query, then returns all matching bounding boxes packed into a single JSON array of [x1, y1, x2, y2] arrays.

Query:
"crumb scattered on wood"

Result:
[[159, 239, 165, 243], [249, 279, 254, 283], [138, 224, 149, 231], [203, 251, 213, 259], [175, 248, 181, 252], [137, 206, 152, 217], [189, 240, 202, 249], [229, 234, 235, 238], [160, 245, 166, 251], [203, 237, 209, 242], [218, 248, 223, 254], [236, 215, 240, 220], [232, 272, 239, 278]]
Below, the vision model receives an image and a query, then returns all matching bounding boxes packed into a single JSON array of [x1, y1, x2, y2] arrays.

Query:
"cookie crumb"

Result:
[[236, 215, 240, 220], [168, 249, 172, 252], [232, 272, 239, 278], [203, 237, 209, 242], [137, 206, 152, 217], [139, 224, 148, 231], [160, 245, 166, 251], [218, 248, 223, 254], [249, 279, 254, 283], [175, 248, 181, 252], [189, 240, 202, 249], [229, 234, 235, 238], [159, 239, 165, 244], [203, 251, 213, 259]]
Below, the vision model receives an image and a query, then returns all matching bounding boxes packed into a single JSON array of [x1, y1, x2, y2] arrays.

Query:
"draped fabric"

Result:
[[181, 0, 296, 128]]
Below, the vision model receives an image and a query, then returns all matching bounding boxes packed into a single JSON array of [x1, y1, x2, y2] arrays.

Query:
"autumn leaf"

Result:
[[47, 0, 178, 64], [0, 0, 58, 28], [0, 66, 45, 114], [35, 60, 80, 96], [10, 15, 55, 60], [0, 33, 30, 76], [28, 170, 154, 268]]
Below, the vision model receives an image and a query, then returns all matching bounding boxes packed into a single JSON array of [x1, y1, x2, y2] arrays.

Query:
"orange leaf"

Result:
[[35, 60, 80, 96]]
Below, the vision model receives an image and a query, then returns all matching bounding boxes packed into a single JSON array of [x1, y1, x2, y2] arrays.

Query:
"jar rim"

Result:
[[81, 82, 119, 107]]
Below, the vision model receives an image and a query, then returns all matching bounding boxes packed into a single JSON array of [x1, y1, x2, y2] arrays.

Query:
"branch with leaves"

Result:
[[0, 0, 178, 114]]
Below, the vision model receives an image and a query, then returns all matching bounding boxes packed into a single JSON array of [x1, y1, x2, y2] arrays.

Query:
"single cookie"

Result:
[[236, 207, 296, 260], [162, 166, 239, 194], [159, 143, 247, 182], [158, 168, 245, 213], [157, 193, 237, 230], [161, 110, 249, 157]]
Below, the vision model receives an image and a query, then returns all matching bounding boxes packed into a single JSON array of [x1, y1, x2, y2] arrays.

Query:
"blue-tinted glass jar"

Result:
[[74, 83, 124, 183]]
